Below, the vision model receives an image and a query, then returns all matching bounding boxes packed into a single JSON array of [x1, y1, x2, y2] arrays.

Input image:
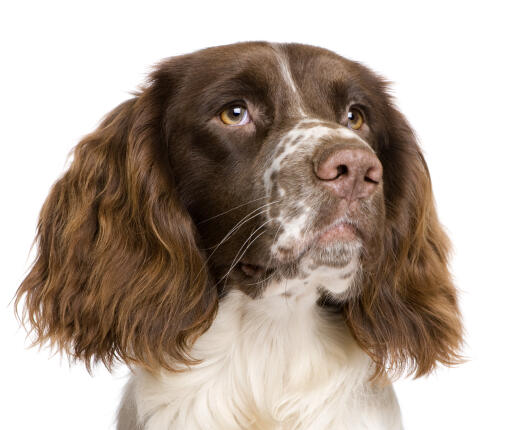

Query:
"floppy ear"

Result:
[[345, 102, 463, 379], [15, 69, 217, 371]]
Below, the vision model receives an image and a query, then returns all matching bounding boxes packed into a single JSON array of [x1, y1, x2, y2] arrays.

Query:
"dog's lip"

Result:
[[239, 261, 266, 277], [247, 219, 361, 269], [316, 221, 359, 245], [237, 216, 362, 272], [289, 219, 361, 257], [239, 254, 279, 277]]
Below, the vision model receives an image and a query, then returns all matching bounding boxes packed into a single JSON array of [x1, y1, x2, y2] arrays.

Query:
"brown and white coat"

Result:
[[16, 42, 463, 429]]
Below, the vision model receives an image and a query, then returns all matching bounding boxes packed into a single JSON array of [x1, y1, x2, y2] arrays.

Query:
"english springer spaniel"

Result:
[[16, 42, 463, 429]]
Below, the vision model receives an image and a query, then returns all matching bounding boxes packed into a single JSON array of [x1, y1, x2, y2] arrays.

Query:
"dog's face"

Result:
[[167, 43, 386, 300], [16, 42, 462, 378]]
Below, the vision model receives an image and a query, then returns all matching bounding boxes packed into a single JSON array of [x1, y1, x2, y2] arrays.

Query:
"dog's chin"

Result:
[[308, 239, 362, 268], [236, 238, 361, 283], [231, 221, 364, 293], [281, 225, 364, 273]]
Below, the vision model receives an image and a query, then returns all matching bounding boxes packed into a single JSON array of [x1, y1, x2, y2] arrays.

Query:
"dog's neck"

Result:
[[126, 266, 402, 429]]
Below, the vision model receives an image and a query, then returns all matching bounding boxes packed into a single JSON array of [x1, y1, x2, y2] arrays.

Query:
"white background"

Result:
[[1, 1, 510, 428]]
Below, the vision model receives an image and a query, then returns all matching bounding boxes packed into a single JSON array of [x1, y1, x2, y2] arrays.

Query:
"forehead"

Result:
[[187, 42, 348, 75], [177, 43, 373, 108]]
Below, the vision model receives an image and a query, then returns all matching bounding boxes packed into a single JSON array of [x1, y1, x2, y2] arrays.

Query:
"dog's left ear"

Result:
[[14, 60, 218, 372], [345, 97, 463, 379]]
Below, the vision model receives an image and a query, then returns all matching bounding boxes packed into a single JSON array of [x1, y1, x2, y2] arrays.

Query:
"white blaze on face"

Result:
[[271, 44, 306, 117]]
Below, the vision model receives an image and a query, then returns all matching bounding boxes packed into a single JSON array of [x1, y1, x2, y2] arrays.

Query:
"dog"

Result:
[[16, 42, 463, 429]]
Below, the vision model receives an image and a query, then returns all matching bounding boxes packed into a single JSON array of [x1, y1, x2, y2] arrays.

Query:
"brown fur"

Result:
[[15, 42, 462, 379], [345, 105, 463, 379], [15, 80, 217, 371]]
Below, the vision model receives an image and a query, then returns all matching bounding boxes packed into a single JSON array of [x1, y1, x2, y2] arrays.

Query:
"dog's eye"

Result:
[[220, 106, 250, 126], [347, 108, 364, 130]]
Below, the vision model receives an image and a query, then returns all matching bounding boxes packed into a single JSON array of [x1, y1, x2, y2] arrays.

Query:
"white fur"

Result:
[[270, 204, 311, 256], [272, 44, 306, 117], [121, 266, 403, 429]]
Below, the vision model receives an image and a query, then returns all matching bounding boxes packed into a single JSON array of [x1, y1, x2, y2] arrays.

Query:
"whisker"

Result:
[[242, 219, 285, 289], [220, 218, 274, 284], [197, 196, 269, 225], [218, 228, 268, 291], [201, 201, 279, 251], [193, 201, 279, 284], [245, 270, 277, 287], [214, 201, 314, 292]]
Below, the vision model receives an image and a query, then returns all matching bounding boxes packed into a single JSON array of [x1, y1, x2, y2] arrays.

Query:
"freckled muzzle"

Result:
[[264, 121, 384, 263]]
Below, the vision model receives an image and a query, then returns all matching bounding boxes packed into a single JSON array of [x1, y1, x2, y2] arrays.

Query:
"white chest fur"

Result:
[[120, 265, 403, 430]]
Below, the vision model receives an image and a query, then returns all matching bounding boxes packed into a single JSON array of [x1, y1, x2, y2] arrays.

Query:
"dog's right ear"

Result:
[[15, 63, 218, 372]]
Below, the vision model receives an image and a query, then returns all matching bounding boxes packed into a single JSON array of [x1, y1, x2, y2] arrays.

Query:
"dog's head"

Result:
[[16, 42, 462, 378]]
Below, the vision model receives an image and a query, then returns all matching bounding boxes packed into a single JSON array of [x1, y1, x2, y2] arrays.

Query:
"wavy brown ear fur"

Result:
[[346, 102, 463, 380], [15, 72, 217, 371]]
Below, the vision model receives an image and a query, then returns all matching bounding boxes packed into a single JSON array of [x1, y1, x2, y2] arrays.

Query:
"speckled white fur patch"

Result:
[[264, 255, 360, 305], [264, 120, 366, 255], [264, 121, 364, 192]]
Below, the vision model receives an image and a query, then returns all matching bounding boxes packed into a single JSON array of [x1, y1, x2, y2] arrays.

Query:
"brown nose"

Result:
[[315, 147, 383, 200]]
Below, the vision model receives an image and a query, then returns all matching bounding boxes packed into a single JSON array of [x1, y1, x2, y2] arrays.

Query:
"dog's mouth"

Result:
[[239, 261, 266, 278], [317, 221, 359, 244], [237, 220, 362, 280], [274, 219, 362, 261]]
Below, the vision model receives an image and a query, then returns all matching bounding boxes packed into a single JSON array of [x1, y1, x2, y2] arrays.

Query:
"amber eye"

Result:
[[220, 106, 250, 126], [347, 108, 364, 130]]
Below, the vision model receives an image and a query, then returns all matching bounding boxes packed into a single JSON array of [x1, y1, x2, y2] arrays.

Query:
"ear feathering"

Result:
[[345, 102, 463, 380], [14, 73, 218, 372]]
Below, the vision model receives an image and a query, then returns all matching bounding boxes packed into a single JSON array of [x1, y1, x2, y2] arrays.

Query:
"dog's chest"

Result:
[[127, 286, 402, 430]]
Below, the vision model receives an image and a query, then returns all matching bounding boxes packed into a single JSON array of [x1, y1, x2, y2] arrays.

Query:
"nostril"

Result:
[[364, 164, 383, 185], [364, 168, 379, 184], [315, 146, 383, 199], [335, 164, 348, 180]]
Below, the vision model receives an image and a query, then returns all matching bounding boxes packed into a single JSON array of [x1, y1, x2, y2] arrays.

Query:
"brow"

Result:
[[197, 69, 275, 116]]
